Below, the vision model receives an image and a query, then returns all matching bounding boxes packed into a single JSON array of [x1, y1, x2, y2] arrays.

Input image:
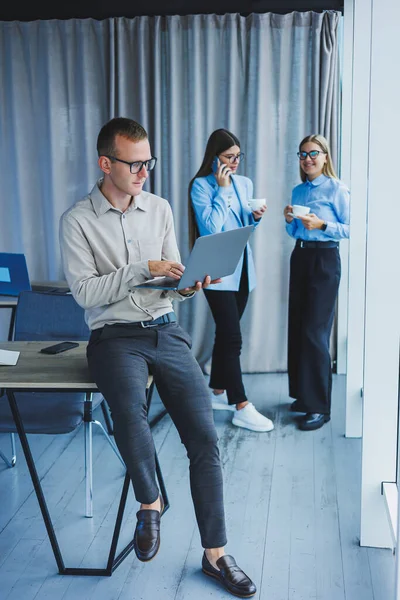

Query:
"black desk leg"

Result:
[[7, 391, 66, 574], [7, 306, 16, 341], [7, 386, 169, 577], [100, 401, 114, 435]]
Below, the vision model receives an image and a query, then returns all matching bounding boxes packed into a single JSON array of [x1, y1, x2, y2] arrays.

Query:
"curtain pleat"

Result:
[[0, 11, 341, 371]]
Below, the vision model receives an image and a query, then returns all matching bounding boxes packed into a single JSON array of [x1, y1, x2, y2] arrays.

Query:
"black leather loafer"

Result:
[[133, 495, 164, 562], [298, 413, 330, 431], [290, 400, 307, 413], [202, 552, 257, 597]]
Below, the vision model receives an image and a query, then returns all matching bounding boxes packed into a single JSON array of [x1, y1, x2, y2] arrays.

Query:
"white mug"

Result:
[[292, 204, 310, 217], [248, 198, 266, 211]]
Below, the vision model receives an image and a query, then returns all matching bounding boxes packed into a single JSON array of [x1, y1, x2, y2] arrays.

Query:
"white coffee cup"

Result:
[[292, 204, 310, 217], [248, 198, 266, 211]]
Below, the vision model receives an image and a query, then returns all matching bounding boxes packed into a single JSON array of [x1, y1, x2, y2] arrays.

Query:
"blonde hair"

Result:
[[298, 134, 337, 182]]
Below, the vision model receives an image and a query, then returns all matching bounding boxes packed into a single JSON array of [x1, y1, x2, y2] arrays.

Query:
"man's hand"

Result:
[[148, 260, 185, 280], [179, 275, 222, 295], [284, 205, 294, 223], [299, 213, 325, 231], [252, 205, 267, 220]]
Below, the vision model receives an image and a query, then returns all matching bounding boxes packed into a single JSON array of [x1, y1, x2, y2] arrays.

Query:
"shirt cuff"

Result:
[[127, 260, 152, 291], [285, 221, 296, 236], [164, 289, 196, 301], [324, 221, 335, 236], [177, 290, 196, 298]]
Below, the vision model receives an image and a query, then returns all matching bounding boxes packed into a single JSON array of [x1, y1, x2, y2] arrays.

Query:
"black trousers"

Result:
[[87, 322, 227, 549], [203, 253, 249, 406], [288, 246, 341, 415]]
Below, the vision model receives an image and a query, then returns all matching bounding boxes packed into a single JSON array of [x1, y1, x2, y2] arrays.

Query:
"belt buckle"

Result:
[[140, 320, 159, 328], [300, 240, 304, 248]]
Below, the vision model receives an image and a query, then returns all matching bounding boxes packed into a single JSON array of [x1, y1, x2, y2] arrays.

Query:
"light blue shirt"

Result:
[[190, 173, 259, 291], [285, 174, 350, 241]]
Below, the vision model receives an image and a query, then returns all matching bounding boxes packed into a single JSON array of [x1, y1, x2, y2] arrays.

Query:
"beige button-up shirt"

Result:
[[59, 180, 189, 331]]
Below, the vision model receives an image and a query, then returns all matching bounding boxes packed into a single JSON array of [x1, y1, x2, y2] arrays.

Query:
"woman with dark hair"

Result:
[[189, 128, 274, 433], [284, 134, 350, 431]]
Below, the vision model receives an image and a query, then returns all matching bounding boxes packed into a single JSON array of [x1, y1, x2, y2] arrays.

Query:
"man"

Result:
[[59, 117, 256, 597]]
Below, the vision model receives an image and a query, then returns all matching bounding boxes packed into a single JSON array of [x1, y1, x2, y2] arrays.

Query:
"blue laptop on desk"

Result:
[[0, 253, 31, 297]]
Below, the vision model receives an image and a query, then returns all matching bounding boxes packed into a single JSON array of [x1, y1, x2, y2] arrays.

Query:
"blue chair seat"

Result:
[[0, 392, 103, 434]]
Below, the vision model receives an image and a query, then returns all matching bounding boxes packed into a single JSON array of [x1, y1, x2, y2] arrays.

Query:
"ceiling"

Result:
[[0, 0, 343, 22]]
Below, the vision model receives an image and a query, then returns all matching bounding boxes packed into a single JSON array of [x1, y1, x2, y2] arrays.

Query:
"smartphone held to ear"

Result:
[[212, 156, 219, 173]]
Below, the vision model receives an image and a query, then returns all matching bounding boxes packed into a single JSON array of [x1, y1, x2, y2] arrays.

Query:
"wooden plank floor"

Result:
[[0, 374, 394, 599]]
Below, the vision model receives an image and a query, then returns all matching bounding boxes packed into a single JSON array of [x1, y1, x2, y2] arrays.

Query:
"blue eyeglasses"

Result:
[[297, 150, 326, 160]]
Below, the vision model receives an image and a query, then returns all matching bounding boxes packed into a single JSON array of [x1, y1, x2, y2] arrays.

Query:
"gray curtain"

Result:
[[0, 11, 341, 371]]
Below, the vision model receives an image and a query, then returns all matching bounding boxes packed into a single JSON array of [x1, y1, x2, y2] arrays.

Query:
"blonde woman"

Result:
[[283, 134, 349, 431]]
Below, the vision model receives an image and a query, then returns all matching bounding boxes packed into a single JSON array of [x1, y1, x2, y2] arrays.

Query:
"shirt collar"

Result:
[[306, 173, 328, 187], [90, 179, 147, 216], [133, 193, 148, 212]]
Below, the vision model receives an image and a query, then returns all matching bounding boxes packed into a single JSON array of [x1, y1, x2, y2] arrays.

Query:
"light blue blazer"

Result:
[[190, 173, 259, 291]]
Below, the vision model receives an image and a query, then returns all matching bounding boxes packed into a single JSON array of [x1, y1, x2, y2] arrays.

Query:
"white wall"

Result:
[[349, 0, 400, 549], [343, 0, 370, 438]]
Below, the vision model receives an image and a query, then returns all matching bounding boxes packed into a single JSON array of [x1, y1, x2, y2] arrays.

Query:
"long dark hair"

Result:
[[188, 128, 241, 249]]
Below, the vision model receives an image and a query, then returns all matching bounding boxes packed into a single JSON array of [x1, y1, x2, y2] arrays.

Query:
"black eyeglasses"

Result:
[[219, 152, 245, 164], [297, 150, 326, 161], [105, 155, 157, 174]]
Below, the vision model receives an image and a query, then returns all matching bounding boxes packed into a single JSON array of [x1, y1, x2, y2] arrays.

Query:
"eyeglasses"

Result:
[[219, 152, 245, 164], [297, 150, 326, 161], [105, 155, 157, 174]]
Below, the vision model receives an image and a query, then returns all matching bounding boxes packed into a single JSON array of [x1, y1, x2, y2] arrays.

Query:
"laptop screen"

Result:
[[0, 253, 31, 297]]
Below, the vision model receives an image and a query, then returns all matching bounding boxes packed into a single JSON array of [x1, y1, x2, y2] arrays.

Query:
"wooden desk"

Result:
[[0, 341, 94, 389], [0, 341, 168, 577]]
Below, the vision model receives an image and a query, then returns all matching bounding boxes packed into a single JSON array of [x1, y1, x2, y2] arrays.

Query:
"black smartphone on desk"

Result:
[[40, 342, 79, 354]]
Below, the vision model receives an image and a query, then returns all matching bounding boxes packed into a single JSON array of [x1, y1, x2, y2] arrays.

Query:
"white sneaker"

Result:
[[232, 403, 274, 432], [211, 391, 235, 412]]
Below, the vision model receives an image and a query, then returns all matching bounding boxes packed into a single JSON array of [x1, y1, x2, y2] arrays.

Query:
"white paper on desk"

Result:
[[0, 349, 20, 366]]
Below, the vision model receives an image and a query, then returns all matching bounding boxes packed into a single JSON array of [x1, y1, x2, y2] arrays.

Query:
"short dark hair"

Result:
[[97, 117, 148, 157]]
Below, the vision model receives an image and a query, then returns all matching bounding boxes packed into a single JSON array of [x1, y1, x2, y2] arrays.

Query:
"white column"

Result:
[[336, 9, 350, 377], [396, 426, 400, 598], [344, 0, 370, 438], [359, 0, 400, 549]]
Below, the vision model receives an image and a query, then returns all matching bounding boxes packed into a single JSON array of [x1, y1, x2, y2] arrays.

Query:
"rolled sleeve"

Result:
[[285, 220, 298, 238], [60, 214, 150, 309]]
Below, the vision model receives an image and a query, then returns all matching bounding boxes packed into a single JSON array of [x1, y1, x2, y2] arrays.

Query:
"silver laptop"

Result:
[[135, 226, 254, 290]]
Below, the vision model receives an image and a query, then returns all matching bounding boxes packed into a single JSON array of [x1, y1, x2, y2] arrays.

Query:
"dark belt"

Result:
[[93, 312, 177, 340], [295, 240, 339, 249], [139, 312, 176, 327]]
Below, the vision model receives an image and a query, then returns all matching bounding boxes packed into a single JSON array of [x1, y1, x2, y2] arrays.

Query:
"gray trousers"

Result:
[[87, 321, 227, 549]]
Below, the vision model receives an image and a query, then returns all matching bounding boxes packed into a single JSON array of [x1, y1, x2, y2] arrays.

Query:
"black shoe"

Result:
[[290, 400, 307, 413], [202, 552, 257, 597], [133, 495, 164, 562], [298, 413, 330, 431]]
